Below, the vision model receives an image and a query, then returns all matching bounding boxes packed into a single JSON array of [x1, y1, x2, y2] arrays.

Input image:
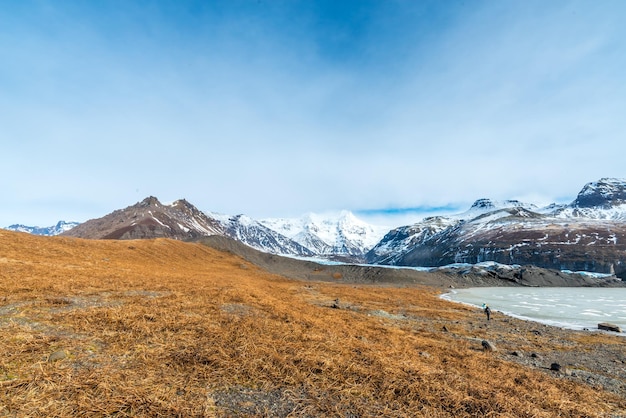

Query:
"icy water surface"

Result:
[[442, 287, 626, 331]]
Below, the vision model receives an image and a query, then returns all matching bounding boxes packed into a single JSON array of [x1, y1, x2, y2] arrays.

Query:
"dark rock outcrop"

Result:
[[598, 323, 622, 333], [482, 340, 496, 352]]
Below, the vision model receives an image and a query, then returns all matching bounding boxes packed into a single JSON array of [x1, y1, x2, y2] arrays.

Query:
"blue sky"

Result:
[[2, 1, 625, 228]]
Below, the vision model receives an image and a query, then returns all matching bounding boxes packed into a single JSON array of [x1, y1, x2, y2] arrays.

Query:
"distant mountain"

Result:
[[62, 196, 225, 240], [552, 178, 626, 219], [56, 197, 387, 260], [209, 213, 315, 257], [5, 221, 80, 236], [365, 199, 540, 266], [367, 178, 626, 278], [259, 211, 389, 259], [365, 216, 457, 265], [12, 178, 626, 278], [455, 198, 539, 219]]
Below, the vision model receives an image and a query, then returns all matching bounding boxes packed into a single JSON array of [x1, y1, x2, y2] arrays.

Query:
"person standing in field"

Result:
[[482, 303, 491, 321]]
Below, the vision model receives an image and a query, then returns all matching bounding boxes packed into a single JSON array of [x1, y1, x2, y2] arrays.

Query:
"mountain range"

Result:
[[5, 220, 80, 236], [55, 197, 386, 261], [5, 178, 626, 278], [367, 178, 626, 278]]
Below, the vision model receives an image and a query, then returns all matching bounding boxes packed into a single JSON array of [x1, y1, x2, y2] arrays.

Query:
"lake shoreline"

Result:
[[441, 286, 626, 333], [433, 286, 626, 400]]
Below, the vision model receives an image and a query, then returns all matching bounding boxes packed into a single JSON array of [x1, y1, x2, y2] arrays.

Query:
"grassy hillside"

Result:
[[1, 230, 624, 417]]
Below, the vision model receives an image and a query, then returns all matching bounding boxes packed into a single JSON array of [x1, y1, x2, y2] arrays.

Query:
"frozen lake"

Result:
[[442, 287, 626, 331]]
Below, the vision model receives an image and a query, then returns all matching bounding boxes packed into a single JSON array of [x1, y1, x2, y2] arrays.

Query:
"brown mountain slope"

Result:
[[62, 196, 224, 240], [1, 230, 625, 416]]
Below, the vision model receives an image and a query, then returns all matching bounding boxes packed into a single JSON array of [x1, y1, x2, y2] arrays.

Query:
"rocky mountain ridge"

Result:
[[367, 178, 626, 278], [8, 178, 626, 278], [61, 197, 225, 240], [58, 197, 383, 259]]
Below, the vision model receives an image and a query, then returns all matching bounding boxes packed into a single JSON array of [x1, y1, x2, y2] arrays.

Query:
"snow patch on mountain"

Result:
[[552, 203, 626, 220]]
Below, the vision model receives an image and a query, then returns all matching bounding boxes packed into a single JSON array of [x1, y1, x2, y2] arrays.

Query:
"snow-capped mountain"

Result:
[[365, 199, 547, 266], [453, 198, 539, 220], [365, 216, 457, 265], [209, 213, 314, 257], [367, 178, 626, 278], [53, 197, 377, 260], [5, 220, 80, 236], [12, 197, 383, 260], [552, 178, 626, 219], [10, 178, 626, 278], [259, 211, 389, 258]]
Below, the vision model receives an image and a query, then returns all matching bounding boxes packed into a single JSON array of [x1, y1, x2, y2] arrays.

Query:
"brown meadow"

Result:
[[1, 230, 625, 417]]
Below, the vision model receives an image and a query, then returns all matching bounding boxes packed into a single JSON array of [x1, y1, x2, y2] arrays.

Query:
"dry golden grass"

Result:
[[1, 229, 624, 417]]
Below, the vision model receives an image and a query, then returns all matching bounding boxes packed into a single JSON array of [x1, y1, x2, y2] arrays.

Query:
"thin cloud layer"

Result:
[[1, 1, 625, 227]]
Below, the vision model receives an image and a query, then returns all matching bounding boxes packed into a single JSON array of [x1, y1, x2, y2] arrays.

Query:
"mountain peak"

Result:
[[461, 199, 537, 220], [63, 197, 224, 240], [259, 211, 388, 257], [334, 210, 357, 224], [574, 178, 626, 208], [470, 198, 497, 210], [171, 199, 197, 211], [139, 196, 162, 207], [470, 198, 527, 210], [172, 198, 190, 206]]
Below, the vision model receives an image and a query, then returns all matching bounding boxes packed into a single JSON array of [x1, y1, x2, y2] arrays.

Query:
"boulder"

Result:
[[481, 340, 496, 352], [47, 350, 67, 362], [598, 323, 622, 333]]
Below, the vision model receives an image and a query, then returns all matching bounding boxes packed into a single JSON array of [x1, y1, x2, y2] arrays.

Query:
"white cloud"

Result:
[[1, 1, 626, 226]]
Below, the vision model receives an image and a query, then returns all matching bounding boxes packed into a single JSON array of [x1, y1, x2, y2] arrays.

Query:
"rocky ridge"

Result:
[[15, 177, 626, 280], [59, 198, 387, 259], [367, 178, 626, 278], [62, 197, 225, 240]]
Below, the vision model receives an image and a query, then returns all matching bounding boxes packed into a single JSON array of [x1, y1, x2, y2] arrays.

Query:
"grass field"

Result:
[[1, 229, 624, 417]]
